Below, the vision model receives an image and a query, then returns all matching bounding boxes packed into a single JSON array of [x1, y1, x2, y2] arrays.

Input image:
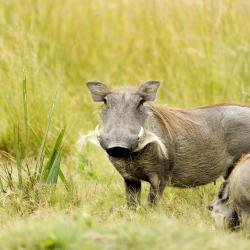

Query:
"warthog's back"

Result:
[[153, 104, 250, 187], [190, 104, 250, 158]]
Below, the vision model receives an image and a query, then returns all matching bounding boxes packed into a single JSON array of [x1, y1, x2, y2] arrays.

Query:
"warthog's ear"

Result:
[[87, 81, 110, 102], [137, 80, 160, 101]]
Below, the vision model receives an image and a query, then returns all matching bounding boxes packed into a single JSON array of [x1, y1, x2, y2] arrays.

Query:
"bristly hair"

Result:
[[150, 104, 200, 140], [229, 153, 250, 181]]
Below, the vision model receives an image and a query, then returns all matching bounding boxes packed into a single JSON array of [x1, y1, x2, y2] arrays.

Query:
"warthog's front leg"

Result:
[[124, 179, 141, 207], [148, 174, 166, 205]]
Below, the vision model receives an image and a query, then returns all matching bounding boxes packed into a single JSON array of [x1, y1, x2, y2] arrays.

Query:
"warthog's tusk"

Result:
[[138, 127, 144, 139], [95, 125, 100, 137]]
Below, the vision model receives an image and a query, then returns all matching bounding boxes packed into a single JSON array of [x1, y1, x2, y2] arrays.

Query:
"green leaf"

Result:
[[58, 169, 69, 191], [45, 151, 61, 185], [43, 128, 68, 189], [35, 94, 56, 181], [42, 128, 65, 181]]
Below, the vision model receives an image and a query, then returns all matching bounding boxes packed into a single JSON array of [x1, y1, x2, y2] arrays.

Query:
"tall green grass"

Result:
[[1, 0, 250, 153], [0, 79, 68, 210]]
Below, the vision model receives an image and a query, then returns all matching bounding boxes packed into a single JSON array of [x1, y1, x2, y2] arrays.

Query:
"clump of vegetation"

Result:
[[0, 79, 68, 214]]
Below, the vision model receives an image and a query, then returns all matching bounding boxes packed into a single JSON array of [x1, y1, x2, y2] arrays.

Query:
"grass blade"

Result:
[[14, 126, 23, 190], [28, 124, 50, 155], [22, 77, 29, 154], [45, 151, 61, 186], [42, 127, 69, 190], [35, 94, 56, 181], [0, 175, 6, 193], [42, 128, 65, 181], [58, 169, 69, 191]]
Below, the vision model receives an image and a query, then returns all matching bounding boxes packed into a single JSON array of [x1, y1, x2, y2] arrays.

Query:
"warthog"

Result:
[[87, 81, 250, 206], [208, 154, 250, 229]]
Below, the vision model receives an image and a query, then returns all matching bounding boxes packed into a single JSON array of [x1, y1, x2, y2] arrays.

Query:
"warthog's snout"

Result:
[[102, 138, 137, 158], [100, 136, 139, 158], [98, 127, 145, 158], [106, 146, 131, 158]]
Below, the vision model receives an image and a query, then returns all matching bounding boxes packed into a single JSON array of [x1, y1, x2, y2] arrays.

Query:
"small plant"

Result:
[[0, 78, 68, 206], [77, 149, 98, 181]]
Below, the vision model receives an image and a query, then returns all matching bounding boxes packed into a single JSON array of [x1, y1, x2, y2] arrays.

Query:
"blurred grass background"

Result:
[[1, 0, 250, 152], [1, 0, 250, 249]]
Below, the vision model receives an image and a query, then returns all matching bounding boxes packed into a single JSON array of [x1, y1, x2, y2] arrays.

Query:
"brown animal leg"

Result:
[[124, 179, 141, 207], [148, 175, 166, 205]]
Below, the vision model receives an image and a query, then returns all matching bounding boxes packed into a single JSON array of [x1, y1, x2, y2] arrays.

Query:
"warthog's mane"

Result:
[[193, 103, 250, 109], [150, 105, 199, 140]]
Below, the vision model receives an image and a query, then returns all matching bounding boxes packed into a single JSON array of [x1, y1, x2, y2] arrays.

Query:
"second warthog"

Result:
[[208, 154, 250, 229], [87, 81, 250, 206]]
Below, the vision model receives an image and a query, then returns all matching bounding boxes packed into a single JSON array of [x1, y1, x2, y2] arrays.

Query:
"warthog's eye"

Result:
[[137, 98, 144, 109], [217, 192, 229, 203]]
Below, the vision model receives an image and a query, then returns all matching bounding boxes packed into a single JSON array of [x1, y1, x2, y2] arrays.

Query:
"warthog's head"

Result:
[[87, 81, 160, 158], [208, 181, 240, 229], [208, 181, 231, 214]]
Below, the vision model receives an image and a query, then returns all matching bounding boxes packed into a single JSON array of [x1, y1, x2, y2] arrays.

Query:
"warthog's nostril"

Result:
[[106, 147, 130, 158], [207, 205, 213, 211]]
